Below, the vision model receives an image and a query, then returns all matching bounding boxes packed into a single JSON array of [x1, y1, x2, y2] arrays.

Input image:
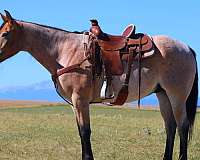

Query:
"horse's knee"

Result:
[[172, 106, 188, 131], [177, 118, 189, 136], [80, 125, 91, 139], [71, 93, 93, 159], [165, 120, 176, 132]]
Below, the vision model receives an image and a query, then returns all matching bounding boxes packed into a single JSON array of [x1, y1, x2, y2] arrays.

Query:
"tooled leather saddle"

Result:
[[90, 19, 154, 105]]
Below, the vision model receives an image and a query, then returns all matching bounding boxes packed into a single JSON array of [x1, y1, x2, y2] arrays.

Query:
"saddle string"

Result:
[[138, 37, 142, 109]]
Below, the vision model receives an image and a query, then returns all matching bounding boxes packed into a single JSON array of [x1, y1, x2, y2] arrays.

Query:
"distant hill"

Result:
[[0, 80, 199, 107], [0, 80, 159, 105], [0, 80, 62, 102]]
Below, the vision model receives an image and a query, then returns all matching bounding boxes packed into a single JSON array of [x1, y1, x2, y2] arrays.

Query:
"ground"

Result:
[[0, 100, 199, 160]]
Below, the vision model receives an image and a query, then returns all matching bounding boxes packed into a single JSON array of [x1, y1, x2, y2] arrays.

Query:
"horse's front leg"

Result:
[[72, 92, 94, 160]]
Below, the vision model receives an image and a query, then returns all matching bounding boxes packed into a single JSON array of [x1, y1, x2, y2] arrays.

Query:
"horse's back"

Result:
[[152, 35, 192, 55]]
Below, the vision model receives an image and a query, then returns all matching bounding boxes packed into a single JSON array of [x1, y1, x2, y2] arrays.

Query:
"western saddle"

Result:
[[90, 20, 154, 106]]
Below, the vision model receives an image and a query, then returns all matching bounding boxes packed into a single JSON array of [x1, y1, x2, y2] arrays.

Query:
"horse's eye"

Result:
[[2, 32, 9, 37]]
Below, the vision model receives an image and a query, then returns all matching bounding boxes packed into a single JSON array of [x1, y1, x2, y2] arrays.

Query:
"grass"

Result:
[[0, 105, 199, 160]]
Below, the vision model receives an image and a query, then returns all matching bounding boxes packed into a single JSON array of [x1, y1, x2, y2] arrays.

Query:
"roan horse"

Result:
[[0, 11, 198, 160]]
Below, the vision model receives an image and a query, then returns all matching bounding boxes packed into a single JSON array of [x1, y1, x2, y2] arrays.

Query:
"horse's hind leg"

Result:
[[156, 91, 177, 160], [167, 94, 189, 160], [72, 92, 94, 160]]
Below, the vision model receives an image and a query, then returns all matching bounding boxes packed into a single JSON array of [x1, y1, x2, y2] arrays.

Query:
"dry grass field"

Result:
[[0, 100, 199, 160], [0, 100, 64, 108]]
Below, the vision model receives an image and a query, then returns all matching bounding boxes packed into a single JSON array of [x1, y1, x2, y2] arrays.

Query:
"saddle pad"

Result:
[[121, 49, 155, 61]]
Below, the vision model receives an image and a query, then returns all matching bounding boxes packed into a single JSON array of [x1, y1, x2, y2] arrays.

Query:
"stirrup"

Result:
[[100, 80, 114, 100]]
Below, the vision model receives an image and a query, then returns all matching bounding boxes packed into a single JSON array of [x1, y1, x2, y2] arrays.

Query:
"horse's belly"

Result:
[[112, 64, 158, 102]]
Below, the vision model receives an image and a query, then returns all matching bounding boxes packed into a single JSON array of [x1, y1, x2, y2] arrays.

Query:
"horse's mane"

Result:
[[17, 20, 85, 34]]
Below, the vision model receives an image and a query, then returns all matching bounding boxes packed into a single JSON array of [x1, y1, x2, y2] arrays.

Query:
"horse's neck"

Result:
[[19, 21, 68, 74]]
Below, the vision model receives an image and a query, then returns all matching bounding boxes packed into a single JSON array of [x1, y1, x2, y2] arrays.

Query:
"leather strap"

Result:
[[124, 47, 136, 85], [137, 37, 142, 109], [52, 57, 89, 82], [111, 47, 136, 105], [111, 37, 143, 107], [52, 32, 95, 82]]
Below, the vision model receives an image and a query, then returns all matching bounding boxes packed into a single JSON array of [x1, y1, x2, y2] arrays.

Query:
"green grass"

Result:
[[0, 105, 199, 160]]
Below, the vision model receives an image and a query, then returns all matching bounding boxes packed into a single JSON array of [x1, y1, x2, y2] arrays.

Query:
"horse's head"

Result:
[[0, 10, 21, 62]]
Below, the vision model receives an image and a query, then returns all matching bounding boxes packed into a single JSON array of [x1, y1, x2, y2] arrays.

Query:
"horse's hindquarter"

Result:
[[152, 35, 196, 99], [112, 35, 196, 103]]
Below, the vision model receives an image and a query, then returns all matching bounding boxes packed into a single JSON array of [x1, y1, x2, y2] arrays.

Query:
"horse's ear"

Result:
[[0, 13, 7, 22], [4, 10, 13, 21]]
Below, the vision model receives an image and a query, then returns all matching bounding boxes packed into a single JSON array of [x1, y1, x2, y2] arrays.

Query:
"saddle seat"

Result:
[[97, 25, 136, 51], [98, 35, 126, 51]]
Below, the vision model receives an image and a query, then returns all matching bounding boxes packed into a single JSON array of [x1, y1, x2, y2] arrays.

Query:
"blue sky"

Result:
[[0, 1, 200, 88]]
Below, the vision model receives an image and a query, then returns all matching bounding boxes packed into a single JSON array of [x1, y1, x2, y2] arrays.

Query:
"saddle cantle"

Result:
[[90, 19, 154, 105], [122, 24, 136, 38]]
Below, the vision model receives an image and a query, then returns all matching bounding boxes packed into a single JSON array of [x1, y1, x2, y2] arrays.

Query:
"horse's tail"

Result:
[[186, 47, 198, 139]]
